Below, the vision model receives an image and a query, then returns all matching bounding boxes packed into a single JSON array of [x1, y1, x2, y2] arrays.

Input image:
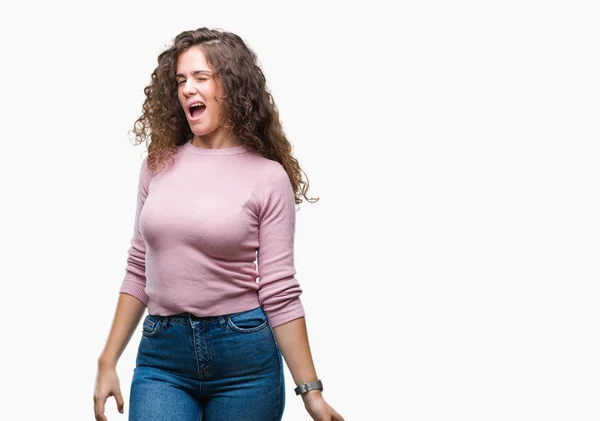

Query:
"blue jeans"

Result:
[[128, 306, 286, 420]]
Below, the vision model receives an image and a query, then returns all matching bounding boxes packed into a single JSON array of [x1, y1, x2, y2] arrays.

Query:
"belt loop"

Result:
[[161, 316, 169, 330], [218, 315, 227, 328]]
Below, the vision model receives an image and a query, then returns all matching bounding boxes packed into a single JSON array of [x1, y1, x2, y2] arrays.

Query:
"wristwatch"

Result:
[[294, 379, 323, 396]]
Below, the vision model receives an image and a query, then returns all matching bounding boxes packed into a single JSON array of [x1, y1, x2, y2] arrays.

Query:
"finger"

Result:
[[333, 411, 345, 421], [114, 390, 125, 414], [94, 395, 108, 421]]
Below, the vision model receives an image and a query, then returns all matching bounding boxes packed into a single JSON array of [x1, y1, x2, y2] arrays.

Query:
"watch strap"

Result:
[[294, 379, 323, 396]]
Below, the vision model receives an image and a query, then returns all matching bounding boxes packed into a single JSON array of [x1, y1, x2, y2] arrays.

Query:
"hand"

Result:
[[302, 391, 345, 421], [93, 362, 125, 420]]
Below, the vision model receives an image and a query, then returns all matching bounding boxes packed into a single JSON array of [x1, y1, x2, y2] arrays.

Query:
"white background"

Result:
[[1, 1, 598, 420]]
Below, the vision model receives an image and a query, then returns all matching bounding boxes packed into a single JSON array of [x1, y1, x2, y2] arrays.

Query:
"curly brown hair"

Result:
[[129, 27, 318, 205]]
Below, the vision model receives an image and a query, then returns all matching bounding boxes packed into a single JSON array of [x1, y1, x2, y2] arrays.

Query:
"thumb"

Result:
[[114, 390, 125, 414]]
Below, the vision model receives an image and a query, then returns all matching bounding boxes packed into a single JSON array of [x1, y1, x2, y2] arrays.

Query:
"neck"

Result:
[[191, 127, 242, 149]]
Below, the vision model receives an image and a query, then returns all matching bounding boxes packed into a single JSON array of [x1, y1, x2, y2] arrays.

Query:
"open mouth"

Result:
[[189, 103, 206, 119]]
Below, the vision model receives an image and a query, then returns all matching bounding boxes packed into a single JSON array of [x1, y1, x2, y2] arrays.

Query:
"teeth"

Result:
[[190, 103, 205, 108]]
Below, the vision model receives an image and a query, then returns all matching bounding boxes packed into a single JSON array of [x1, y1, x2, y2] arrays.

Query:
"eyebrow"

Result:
[[175, 70, 212, 79]]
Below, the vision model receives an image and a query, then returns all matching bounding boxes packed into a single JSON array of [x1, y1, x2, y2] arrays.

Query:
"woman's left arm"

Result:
[[272, 317, 345, 421]]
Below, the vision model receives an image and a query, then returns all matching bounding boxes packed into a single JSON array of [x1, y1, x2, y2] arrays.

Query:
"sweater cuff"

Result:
[[266, 297, 305, 328], [119, 277, 149, 306]]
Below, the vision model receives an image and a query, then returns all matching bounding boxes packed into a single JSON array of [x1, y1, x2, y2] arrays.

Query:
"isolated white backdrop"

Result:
[[0, 0, 598, 420]]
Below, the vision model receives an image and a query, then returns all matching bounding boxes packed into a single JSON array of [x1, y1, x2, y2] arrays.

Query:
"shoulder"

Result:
[[249, 158, 293, 207], [265, 159, 288, 182], [258, 160, 291, 194], [241, 151, 289, 186], [140, 156, 150, 176], [243, 150, 283, 174], [138, 156, 155, 189]]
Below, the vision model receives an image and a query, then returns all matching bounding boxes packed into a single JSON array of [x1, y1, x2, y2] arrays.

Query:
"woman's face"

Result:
[[175, 46, 226, 139]]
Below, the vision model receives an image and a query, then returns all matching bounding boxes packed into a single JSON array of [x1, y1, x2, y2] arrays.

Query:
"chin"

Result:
[[190, 127, 215, 136], [188, 121, 209, 133]]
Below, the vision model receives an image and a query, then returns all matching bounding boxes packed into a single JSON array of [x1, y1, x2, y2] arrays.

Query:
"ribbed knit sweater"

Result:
[[118, 139, 305, 328]]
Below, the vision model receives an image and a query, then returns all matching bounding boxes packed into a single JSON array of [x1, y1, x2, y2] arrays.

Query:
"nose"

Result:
[[182, 80, 198, 96]]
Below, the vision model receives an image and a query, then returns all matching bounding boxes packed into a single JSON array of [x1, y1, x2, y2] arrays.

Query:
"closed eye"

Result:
[[177, 78, 208, 85]]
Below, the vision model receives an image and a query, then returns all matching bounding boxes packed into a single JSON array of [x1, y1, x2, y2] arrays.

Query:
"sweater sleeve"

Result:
[[118, 157, 151, 305], [256, 164, 306, 328]]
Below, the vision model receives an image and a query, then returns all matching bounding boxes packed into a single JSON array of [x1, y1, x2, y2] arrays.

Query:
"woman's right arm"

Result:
[[94, 158, 151, 420], [94, 293, 146, 420], [99, 156, 151, 367], [97, 292, 146, 367]]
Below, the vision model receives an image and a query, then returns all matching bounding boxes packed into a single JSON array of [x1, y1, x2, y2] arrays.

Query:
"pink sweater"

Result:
[[119, 139, 305, 328]]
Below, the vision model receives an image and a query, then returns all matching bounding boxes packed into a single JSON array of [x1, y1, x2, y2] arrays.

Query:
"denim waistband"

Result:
[[149, 306, 263, 326]]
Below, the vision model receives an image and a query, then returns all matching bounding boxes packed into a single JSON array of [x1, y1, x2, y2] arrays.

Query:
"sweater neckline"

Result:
[[183, 139, 250, 156]]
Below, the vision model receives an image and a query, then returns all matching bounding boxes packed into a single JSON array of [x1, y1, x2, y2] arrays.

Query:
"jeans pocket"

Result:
[[142, 315, 161, 337], [226, 308, 269, 334]]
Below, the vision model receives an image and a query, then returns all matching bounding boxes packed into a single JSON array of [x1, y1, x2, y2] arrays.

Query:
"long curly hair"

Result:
[[129, 27, 318, 205]]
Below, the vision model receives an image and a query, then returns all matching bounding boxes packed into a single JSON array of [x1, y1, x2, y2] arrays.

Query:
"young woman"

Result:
[[93, 27, 344, 421]]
